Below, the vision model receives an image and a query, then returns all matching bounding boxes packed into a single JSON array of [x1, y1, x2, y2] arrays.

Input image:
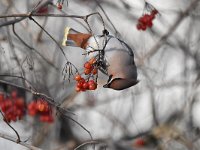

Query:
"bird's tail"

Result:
[[62, 27, 92, 49]]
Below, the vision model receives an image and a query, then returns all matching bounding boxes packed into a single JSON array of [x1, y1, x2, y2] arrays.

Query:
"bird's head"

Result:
[[103, 77, 139, 90]]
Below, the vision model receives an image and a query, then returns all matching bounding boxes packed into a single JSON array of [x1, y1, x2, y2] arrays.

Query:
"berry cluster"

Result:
[[28, 99, 54, 123], [0, 91, 25, 123], [83, 58, 98, 75], [136, 10, 158, 31], [74, 58, 98, 92]]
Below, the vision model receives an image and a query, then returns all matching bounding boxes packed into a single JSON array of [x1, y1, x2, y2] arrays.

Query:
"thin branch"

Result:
[[74, 140, 102, 150], [0, 74, 37, 91], [0, 132, 42, 150], [0, 110, 21, 143], [0, 17, 26, 28], [0, 0, 52, 28], [12, 24, 58, 70], [0, 13, 85, 19], [60, 114, 93, 143], [94, 0, 121, 37], [29, 16, 68, 61]]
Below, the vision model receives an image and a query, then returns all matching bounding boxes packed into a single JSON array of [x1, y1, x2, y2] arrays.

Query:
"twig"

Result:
[[12, 24, 58, 70], [94, 0, 121, 37], [60, 114, 93, 143], [0, 0, 52, 28], [0, 74, 37, 91], [74, 140, 101, 150], [0, 132, 42, 150], [0, 110, 21, 143], [29, 16, 68, 61], [0, 13, 85, 19]]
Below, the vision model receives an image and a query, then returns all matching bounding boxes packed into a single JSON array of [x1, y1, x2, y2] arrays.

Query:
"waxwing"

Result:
[[62, 27, 138, 90]]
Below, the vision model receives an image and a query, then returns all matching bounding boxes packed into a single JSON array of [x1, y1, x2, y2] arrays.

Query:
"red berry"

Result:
[[79, 78, 85, 83], [57, 3, 62, 10], [77, 81, 83, 88], [82, 82, 89, 89], [28, 101, 38, 116], [15, 98, 25, 108], [28, 110, 37, 116], [139, 17, 144, 23], [77, 82, 83, 88], [89, 84, 97, 90], [5, 99, 12, 108], [74, 74, 82, 81], [89, 58, 96, 64], [37, 103, 45, 112], [141, 24, 147, 30], [76, 86, 81, 92], [16, 109, 23, 117], [37, 100, 48, 112], [147, 21, 153, 27], [11, 91, 18, 99], [142, 15, 149, 23], [84, 62, 92, 69], [84, 69, 92, 75], [88, 80, 95, 85], [92, 68, 98, 75], [28, 101, 37, 110], [88, 82, 97, 90]]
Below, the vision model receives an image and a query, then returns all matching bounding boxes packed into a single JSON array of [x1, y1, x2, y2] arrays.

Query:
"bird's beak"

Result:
[[103, 84, 109, 88], [103, 78, 139, 90]]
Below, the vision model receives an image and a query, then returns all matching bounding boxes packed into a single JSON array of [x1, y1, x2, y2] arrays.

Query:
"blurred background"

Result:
[[0, 0, 200, 149]]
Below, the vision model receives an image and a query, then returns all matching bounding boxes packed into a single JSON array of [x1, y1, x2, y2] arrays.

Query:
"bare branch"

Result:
[[0, 132, 42, 150]]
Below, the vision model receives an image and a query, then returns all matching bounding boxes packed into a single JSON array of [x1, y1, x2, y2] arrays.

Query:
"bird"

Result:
[[101, 37, 138, 90], [62, 27, 138, 90]]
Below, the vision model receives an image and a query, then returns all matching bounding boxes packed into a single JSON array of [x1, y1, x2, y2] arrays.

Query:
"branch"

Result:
[[0, 0, 54, 28], [0, 132, 42, 150], [0, 110, 21, 143], [74, 140, 102, 150], [29, 16, 68, 61], [12, 24, 58, 70], [0, 13, 85, 19]]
